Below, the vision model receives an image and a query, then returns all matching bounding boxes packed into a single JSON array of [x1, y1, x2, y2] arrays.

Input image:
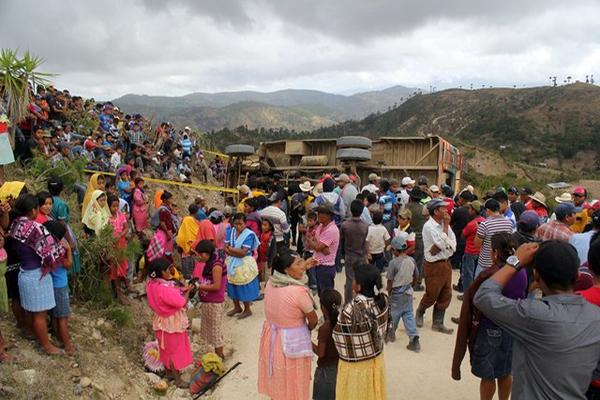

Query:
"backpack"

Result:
[[150, 206, 163, 229]]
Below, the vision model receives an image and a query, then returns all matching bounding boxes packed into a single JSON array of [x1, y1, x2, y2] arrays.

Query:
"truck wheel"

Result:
[[225, 144, 255, 156], [336, 136, 372, 149], [336, 148, 372, 161]]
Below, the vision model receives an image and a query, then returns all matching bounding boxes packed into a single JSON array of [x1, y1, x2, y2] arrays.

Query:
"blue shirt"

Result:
[[51, 196, 70, 223], [181, 138, 192, 154], [378, 190, 397, 222], [51, 265, 68, 289], [117, 180, 131, 201], [99, 113, 112, 132]]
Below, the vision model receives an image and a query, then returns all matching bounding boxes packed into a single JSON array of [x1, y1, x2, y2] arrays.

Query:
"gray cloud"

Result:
[[1, 0, 599, 99]]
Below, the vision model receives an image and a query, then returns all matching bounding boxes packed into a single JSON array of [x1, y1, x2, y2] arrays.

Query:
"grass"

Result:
[[105, 306, 133, 328]]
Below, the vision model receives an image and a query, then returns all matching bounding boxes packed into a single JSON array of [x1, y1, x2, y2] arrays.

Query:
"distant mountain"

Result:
[[308, 82, 600, 169], [113, 86, 417, 131]]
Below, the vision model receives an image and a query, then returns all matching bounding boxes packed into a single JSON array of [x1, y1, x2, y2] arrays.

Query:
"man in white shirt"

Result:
[[260, 192, 291, 255], [416, 198, 457, 335], [337, 173, 359, 219], [399, 176, 415, 208], [361, 173, 380, 194]]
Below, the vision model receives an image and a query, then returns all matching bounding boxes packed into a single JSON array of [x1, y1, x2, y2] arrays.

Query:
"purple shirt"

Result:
[[479, 267, 528, 328], [13, 241, 41, 270]]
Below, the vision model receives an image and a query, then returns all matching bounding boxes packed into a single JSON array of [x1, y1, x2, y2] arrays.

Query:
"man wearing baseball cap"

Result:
[[415, 198, 457, 334], [361, 173, 380, 194], [536, 203, 577, 242], [399, 177, 416, 207], [571, 186, 590, 233]]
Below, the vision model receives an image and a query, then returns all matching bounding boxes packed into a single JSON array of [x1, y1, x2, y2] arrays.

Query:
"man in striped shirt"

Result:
[[474, 199, 514, 277]]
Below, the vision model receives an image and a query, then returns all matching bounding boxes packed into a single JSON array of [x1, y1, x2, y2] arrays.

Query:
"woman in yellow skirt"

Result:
[[333, 263, 391, 400]]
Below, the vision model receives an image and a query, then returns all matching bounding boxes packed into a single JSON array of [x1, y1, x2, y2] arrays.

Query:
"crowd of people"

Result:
[[2, 90, 600, 399], [4, 84, 227, 184]]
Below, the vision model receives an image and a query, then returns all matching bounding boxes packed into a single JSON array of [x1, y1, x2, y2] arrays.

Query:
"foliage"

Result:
[[0, 49, 54, 143], [64, 109, 99, 136], [25, 155, 87, 191]]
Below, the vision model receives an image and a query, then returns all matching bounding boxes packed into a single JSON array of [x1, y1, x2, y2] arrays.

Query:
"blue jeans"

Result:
[[461, 253, 478, 293], [389, 290, 418, 338], [315, 265, 336, 297]]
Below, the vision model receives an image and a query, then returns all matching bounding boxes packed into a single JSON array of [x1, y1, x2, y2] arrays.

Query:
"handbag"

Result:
[[226, 256, 258, 286]]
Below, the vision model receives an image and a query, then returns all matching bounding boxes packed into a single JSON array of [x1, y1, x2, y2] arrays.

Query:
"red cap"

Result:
[[591, 200, 600, 211], [572, 186, 586, 196]]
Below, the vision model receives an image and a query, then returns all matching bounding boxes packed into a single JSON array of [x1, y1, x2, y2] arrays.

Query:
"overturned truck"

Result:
[[225, 135, 462, 190]]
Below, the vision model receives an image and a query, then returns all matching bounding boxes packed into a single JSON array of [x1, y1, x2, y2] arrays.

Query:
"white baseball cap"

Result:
[[401, 177, 415, 186]]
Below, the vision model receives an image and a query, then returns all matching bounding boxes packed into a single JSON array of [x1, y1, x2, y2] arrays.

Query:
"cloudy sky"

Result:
[[3, 0, 600, 99]]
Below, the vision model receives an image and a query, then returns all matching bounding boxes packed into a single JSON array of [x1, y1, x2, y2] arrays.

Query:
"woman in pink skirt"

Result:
[[146, 257, 193, 388]]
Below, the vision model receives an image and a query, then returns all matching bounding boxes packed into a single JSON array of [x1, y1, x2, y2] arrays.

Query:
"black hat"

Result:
[[521, 187, 533, 195], [409, 186, 427, 200]]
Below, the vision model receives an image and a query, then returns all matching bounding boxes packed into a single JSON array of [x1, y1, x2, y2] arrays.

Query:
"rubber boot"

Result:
[[432, 308, 454, 335], [415, 306, 425, 328], [407, 336, 421, 353]]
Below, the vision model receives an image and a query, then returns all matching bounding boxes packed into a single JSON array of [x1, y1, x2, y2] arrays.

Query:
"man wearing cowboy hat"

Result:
[[527, 192, 549, 224], [415, 198, 457, 334]]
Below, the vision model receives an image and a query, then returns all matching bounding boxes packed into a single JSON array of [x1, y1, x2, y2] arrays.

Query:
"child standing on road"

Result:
[[386, 232, 420, 352], [367, 211, 391, 272]]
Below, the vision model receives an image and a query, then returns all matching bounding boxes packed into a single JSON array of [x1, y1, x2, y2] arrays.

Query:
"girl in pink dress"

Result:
[[258, 253, 319, 400], [108, 195, 130, 305], [132, 177, 148, 234], [146, 257, 193, 388]]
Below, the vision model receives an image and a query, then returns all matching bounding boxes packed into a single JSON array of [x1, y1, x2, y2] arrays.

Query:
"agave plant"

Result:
[[0, 49, 55, 146]]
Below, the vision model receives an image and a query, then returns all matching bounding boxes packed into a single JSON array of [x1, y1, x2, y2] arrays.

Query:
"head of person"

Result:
[[587, 236, 600, 277], [161, 190, 173, 206], [94, 174, 106, 190], [336, 174, 350, 188], [401, 176, 415, 189], [369, 173, 380, 185], [147, 257, 172, 280], [520, 187, 532, 203], [464, 199, 480, 217], [390, 231, 409, 256], [306, 211, 317, 227], [320, 289, 342, 324], [555, 203, 577, 225], [390, 179, 399, 194], [36, 191, 53, 216], [188, 203, 199, 216], [322, 178, 335, 193], [532, 240, 579, 294], [572, 187, 587, 206], [507, 187, 519, 203], [273, 252, 305, 281], [350, 199, 364, 218], [134, 177, 144, 189], [195, 239, 216, 264], [427, 198, 449, 221], [107, 194, 119, 216], [516, 210, 539, 235], [429, 185, 441, 199], [353, 263, 385, 308], [238, 184, 251, 200], [47, 176, 64, 197], [261, 218, 274, 234], [316, 204, 335, 225], [372, 210, 383, 225], [232, 212, 247, 234], [268, 192, 282, 207], [397, 208, 412, 228], [490, 232, 517, 266], [458, 190, 474, 206], [492, 191, 509, 213], [14, 193, 38, 219], [441, 184, 454, 199], [43, 220, 66, 241], [366, 192, 377, 206], [484, 198, 501, 216], [379, 179, 390, 193]]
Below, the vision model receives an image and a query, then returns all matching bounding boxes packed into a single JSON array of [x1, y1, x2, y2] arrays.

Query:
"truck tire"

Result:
[[336, 136, 372, 149], [225, 144, 255, 156], [336, 148, 372, 161]]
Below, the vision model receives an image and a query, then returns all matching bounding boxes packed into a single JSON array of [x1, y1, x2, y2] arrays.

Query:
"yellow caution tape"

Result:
[[83, 169, 238, 194], [200, 148, 229, 158]]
